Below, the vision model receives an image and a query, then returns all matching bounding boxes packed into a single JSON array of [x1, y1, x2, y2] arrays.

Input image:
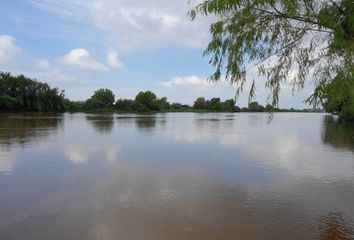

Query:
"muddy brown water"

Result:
[[0, 112, 353, 240]]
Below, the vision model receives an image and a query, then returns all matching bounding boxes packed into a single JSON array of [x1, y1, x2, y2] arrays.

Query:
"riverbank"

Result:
[[0, 108, 323, 114]]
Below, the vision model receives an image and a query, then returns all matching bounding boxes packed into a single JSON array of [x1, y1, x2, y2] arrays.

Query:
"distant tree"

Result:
[[265, 104, 275, 112], [0, 95, 18, 110], [0, 72, 66, 111], [156, 97, 171, 110], [171, 103, 183, 109], [234, 105, 241, 112], [209, 97, 222, 111], [223, 99, 236, 112], [65, 100, 85, 112], [248, 101, 265, 112], [258, 105, 265, 112], [135, 91, 159, 110], [248, 102, 259, 112], [132, 102, 151, 112], [193, 97, 207, 109], [115, 99, 135, 111], [86, 88, 115, 109]]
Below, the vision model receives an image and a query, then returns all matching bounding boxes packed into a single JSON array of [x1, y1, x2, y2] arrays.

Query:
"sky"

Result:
[[0, 0, 313, 108]]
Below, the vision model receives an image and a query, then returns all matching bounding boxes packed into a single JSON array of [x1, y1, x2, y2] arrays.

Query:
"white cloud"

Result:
[[107, 51, 123, 70], [159, 76, 212, 88], [61, 48, 108, 72], [118, 7, 179, 31], [0, 35, 21, 65], [90, 1, 209, 51], [28, 0, 210, 52], [34, 58, 50, 69]]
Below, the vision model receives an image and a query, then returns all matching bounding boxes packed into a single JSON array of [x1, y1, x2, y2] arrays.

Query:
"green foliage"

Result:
[[86, 88, 115, 109], [248, 102, 265, 112], [208, 97, 222, 111], [234, 105, 241, 112], [1, 72, 316, 114], [0, 95, 18, 110], [132, 102, 151, 112], [223, 99, 236, 111], [65, 101, 86, 112], [135, 91, 159, 111], [308, 67, 354, 120], [170, 103, 183, 109], [190, 0, 354, 119], [115, 99, 135, 111], [193, 97, 207, 109], [0, 72, 66, 111], [194, 97, 237, 112], [156, 97, 171, 110], [265, 104, 275, 112]]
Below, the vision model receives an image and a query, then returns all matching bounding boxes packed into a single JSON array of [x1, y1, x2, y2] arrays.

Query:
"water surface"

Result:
[[0, 112, 354, 240]]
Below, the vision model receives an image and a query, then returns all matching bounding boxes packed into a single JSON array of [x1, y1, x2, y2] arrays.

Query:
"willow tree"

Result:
[[189, 0, 354, 119]]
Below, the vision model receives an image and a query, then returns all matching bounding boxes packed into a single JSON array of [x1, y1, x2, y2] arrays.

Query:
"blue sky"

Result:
[[0, 0, 312, 108]]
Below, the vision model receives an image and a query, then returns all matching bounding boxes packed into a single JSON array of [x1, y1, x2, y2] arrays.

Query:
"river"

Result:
[[0, 112, 353, 240]]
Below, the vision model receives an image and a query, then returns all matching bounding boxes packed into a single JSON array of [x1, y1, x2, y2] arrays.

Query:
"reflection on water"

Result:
[[0, 112, 63, 147], [0, 113, 354, 240], [86, 114, 114, 134], [322, 115, 354, 151], [0, 113, 63, 173], [113, 115, 167, 134], [135, 116, 157, 130]]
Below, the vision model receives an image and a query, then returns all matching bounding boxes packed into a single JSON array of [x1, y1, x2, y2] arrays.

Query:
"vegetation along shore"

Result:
[[1, 72, 323, 115]]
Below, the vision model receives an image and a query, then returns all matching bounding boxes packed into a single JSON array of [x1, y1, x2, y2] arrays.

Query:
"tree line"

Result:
[[67, 88, 316, 113], [0, 72, 66, 111], [0, 72, 326, 115]]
